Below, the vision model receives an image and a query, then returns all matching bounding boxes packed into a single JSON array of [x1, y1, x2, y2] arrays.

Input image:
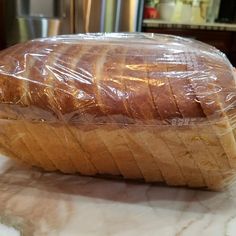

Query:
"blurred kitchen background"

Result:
[[0, 0, 236, 65]]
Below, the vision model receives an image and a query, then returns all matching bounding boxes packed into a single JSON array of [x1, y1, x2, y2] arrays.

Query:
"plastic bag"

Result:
[[0, 33, 236, 190]]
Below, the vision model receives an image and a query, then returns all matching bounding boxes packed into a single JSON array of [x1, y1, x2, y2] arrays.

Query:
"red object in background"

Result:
[[144, 6, 160, 19]]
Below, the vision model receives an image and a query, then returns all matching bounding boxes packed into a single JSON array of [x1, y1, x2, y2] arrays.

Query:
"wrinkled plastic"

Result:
[[0, 33, 236, 190]]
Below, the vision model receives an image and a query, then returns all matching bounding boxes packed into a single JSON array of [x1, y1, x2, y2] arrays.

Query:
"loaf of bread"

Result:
[[0, 33, 236, 189]]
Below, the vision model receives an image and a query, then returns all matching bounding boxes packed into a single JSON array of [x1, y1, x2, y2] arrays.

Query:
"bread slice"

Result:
[[134, 125, 186, 185], [121, 47, 165, 182], [146, 51, 204, 187], [123, 47, 189, 185], [51, 44, 120, 175], [145, 49, 203, 186], [167, 62, 230, 172], [187, 53, 236, 173], [169, 58, 229, 176], [167, 62, 226, 188], [96, 45, 144, 179], [69, 44, 128, 176], [0, 98, 56, 171], [95, 124, 143, 179], [26, 44, 85, 173], [26, 43, 98, 174], [0, 43, 57, 169]]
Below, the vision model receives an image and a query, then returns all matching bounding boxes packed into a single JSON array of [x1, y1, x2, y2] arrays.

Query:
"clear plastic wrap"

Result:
[[0, 33, 236, 190]]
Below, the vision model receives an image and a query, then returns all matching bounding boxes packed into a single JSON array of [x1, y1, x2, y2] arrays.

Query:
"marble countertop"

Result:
[[0, 156, 236, 236], [143, 19, 236, 32]]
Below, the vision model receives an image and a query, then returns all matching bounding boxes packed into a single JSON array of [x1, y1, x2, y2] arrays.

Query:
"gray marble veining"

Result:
[[0, 156, 235, 236]]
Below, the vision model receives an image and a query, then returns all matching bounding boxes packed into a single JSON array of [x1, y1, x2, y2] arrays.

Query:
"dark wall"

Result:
[[0, 0, 5, 50]]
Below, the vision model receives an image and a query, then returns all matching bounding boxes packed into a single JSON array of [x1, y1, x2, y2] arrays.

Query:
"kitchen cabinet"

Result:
[[143, 20, 236, 66]]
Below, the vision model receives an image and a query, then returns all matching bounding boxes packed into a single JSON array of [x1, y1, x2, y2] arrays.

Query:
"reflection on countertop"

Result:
[[143, 19, 236, 32], [0, 155, 236, 236]]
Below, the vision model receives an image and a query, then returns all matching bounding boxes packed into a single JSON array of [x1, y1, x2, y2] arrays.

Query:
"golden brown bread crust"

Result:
[[1, 36, 235, 126], [0, 39, 204, 124]]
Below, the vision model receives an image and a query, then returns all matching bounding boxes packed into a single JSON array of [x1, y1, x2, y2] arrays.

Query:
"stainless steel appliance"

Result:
[[3, 0, 73, 47], [1, 0, 144, 48], [74, 0, 144, 33]]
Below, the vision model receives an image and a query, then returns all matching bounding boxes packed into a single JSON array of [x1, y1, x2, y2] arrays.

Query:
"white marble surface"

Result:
[[0, 156, 236, 236]]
